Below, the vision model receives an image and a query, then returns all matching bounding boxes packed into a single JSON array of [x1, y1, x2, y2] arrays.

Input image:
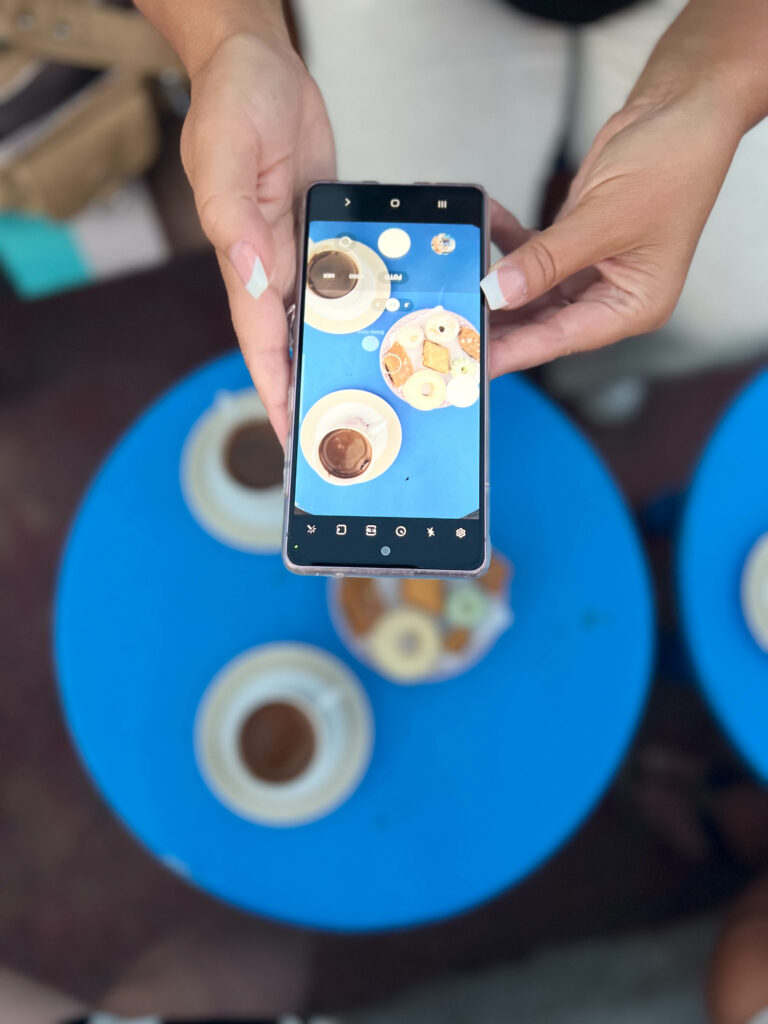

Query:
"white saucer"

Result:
[[300, 389, 402, 487], [742, 533, 768, 651], [304, 237, 391, 335], [181, 388, 283, 552], [195, 643, 373, 826]]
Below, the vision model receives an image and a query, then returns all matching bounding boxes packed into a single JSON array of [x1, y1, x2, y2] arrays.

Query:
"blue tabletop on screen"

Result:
[[297, 220, 481, 519]]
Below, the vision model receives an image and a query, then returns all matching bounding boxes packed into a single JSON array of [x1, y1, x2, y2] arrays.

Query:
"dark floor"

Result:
[[0, 252, 765, 1014]]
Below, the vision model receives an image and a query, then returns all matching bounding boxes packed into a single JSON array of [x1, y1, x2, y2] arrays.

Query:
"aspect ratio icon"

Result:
[[365, 524, 377, 537]]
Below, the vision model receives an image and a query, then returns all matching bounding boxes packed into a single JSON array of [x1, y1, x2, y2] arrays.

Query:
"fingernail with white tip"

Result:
[[229, 241, 269, 300], [481, 263, 527, 310]]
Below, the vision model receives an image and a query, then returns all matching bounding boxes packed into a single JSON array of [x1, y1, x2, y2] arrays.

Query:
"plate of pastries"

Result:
[[329, 551, 513, 684], [380, 306, 481, 412]]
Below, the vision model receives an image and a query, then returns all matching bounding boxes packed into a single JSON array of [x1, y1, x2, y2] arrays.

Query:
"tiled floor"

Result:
[[0, 252, 765, 1015]]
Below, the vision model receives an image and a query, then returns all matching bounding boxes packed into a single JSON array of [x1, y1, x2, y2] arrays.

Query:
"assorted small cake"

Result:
[[382, 341, 413, 389], [380, 306, 481, 411], [396, 324, 424, 349], [403, 369, 447, 411], [368, 607, 443, 683], [339, 577, 385, 636], [446, 376, 479, 408], [425, 312, 459, 344], [422, 339, 451, 374], [450, 356, 479, 382], [458, 325, 480, 362], [401, 578, 445, 616], [331, 551, 514, 685]]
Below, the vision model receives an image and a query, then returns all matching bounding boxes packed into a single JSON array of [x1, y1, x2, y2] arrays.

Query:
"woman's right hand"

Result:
[[180, 31, 336, 442]]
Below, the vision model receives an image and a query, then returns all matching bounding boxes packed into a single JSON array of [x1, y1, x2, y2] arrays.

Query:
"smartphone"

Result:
[[282, 181, 489, 577]]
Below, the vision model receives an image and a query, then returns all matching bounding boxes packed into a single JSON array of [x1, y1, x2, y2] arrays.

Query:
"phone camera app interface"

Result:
[[294, 193, 482, 534]]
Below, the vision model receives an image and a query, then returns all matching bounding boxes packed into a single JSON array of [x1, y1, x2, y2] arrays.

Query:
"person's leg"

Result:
[[292, 0, 570, 228], [548, 0, 768, 404], [709, 872, 768, 1024]]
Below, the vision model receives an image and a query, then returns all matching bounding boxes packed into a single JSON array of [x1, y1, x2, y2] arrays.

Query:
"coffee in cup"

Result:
[[224, 419, 283, 490], [318, 427, 373, 479], [307, 250, 359, 299], [238, 700, 316, 783]]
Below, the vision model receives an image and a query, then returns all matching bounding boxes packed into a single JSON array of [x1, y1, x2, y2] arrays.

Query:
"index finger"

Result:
[[489, 279, 646, 377]]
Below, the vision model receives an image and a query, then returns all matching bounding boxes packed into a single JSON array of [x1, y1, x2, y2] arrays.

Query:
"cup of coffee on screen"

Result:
[[307, 248, 361, 300], [316, 415, 386, 480]]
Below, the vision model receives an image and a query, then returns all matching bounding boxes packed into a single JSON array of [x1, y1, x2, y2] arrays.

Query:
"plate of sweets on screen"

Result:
[[330, 551, 513, 685], [380, 305, 480, 412]]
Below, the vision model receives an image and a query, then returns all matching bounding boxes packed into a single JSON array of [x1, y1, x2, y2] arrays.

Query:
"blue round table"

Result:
[[55, 352, 653, 931], [679, 368, 768, 781]]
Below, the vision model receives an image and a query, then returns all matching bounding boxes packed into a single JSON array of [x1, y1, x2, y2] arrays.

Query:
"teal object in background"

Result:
[[54, 353, 654, 930], [0, 212, 90, 298]]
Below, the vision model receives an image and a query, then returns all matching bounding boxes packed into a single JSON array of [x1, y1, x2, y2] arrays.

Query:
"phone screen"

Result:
[[286, 183, 486, 573]]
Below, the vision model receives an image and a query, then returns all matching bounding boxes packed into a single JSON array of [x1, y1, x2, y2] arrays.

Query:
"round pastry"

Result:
[[403, 369, 447, 411], [424, 312, 459, 344], [367, 607, 442, 683], [396, 323, 424, 349], [446, 376, 480, 408], [445, 583, 489, 629], [450, 356, 480, 382]]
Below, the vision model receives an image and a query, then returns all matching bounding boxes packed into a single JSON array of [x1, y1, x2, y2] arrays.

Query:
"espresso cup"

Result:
[[198, 671, 339, 803], [223, 418, 283, 491], [181, 388, 285, 552], [307, 248, 361, 300], [314, 413, 387, 480], [234, 687, 337, 789], [195, 644, 373, 826]]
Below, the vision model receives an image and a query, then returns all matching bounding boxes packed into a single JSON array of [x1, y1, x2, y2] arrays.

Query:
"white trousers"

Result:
[[293, 0, 768, 390]]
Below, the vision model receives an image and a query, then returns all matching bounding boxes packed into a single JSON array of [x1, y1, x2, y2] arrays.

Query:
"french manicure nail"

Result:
[[228, 241, 269, 300], [481, 263, 527, 310]]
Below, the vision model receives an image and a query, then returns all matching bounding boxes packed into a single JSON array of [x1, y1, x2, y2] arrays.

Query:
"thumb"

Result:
[[481, 200, 620, 310], [182, 114, 277, 301], [196, 191, 277, 303]]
